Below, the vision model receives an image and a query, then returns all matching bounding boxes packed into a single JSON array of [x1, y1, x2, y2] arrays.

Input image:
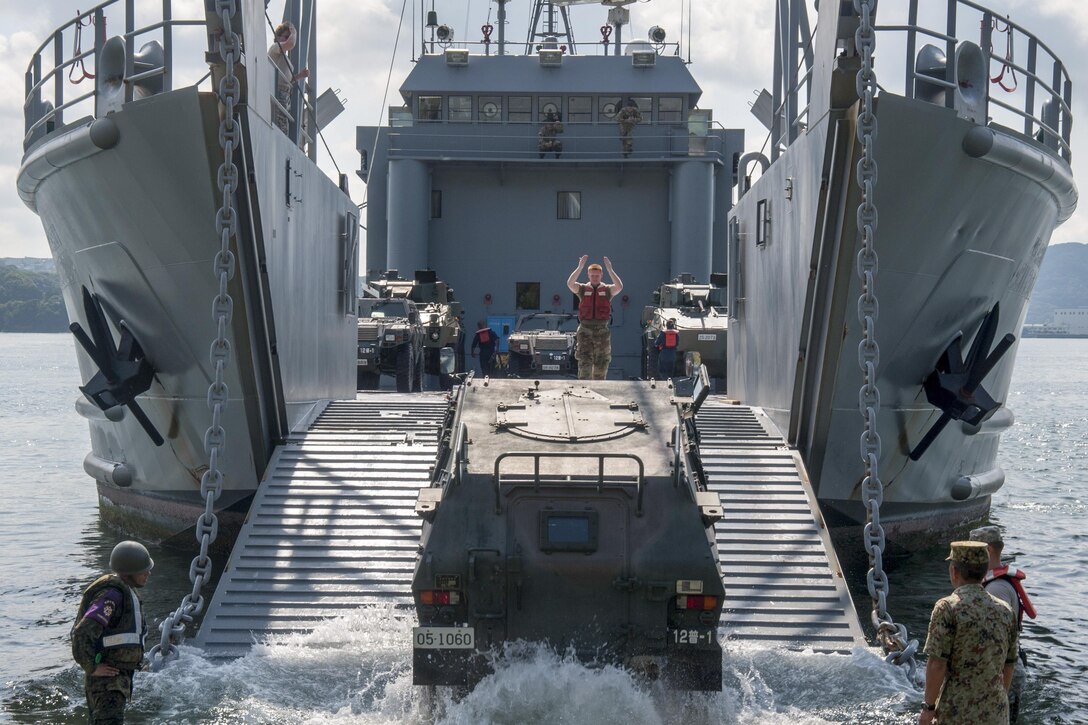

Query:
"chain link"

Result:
[[852, 0, 919, 682], [148, 0, 240, 670]]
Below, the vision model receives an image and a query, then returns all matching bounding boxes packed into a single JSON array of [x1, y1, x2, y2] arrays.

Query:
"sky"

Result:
[[1, 0, 1085, 260]]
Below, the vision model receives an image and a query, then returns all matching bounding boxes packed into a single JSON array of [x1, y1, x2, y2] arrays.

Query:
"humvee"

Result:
[[356, 297, 424, 392], [410, 369, 725, 692], [506, 312, 579, 377], [372, 270, 465, 388], [641, 274, 728, 384]]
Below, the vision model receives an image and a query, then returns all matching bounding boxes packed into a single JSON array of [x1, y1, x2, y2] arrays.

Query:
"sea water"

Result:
[[1, 334, 1084, 724]]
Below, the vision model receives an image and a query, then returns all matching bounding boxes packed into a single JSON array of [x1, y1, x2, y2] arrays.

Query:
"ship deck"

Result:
[[195, 392, 867, 658]]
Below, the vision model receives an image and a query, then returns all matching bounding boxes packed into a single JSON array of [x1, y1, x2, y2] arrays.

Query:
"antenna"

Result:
[[526, 1, 577, 55]]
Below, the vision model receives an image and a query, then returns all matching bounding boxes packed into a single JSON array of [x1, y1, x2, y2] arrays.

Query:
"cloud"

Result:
[[1, 1, 1084, 261]]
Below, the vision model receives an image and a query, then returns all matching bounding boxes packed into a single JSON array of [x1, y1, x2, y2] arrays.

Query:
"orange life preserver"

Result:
[[660, 329, 678, 350], [984, 564, 1037, 628], [578, 284, 612, 321], [476, 329, 492, 345]]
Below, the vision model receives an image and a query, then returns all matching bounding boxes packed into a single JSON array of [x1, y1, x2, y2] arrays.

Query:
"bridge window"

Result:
[[516, 282, 540, 310], [557, 191, 581, 220], [448, 95, 472, 122], [479, 96, 502, 122], [568, 96, 592, 123], [419, 96, 442, 121], [659, 97, 684, 124], [538, 96, 562, 121], [630, 97, 653, 121], [509, 96, 532, 123], [598, 96, 621, 121]]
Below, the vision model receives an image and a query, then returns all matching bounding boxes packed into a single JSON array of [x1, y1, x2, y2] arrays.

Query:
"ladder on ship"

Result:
[[194, 394, 448, 658], [699, 400, 867, 652], [195, 392, 866, 658]]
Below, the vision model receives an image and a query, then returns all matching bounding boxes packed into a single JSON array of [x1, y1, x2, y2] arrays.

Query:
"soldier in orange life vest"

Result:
[[567, 255, 623, 380], [654, 318, 679, 378], [971, 525, 1036, 724], [470, 320, 498, 376]]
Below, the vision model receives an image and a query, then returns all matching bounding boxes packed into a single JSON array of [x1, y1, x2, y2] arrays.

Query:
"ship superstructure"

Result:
[[356, 8, 743, 379]]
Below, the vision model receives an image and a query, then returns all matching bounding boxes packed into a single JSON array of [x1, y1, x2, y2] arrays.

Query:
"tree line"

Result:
[[0, 265, 68, 332]]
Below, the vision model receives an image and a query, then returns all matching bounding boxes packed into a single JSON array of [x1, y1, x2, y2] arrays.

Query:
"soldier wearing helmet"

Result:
[[72, 540, 154, 724]]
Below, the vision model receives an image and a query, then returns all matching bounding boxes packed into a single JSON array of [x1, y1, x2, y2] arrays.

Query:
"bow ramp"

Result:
[[698, 400, 866, 652], [195, 394, 449, 658], [196, 393, 865, 658]]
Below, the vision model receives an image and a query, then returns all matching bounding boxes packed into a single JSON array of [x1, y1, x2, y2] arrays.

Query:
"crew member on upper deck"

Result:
[[268, 22, 309, 136], [567, 256, 623, 380]]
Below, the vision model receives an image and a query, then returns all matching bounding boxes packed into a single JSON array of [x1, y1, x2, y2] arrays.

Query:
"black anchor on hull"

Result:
[[70, 286, 164, 446], [909, 301, 1014, 461]]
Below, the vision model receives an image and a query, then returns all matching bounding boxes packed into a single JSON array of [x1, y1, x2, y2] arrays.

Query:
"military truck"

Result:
[[371, 270, 465, 388], [356, 297, 424, 392], [641, 273, 728, 384], [410, 370, 725, 692], [506, 312, 579, 377]]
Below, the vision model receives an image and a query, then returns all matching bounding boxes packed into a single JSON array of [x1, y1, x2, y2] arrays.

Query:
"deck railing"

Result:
[[379, 124, 726, 163], [772, 0, 1073, 164], [22, 0, 208, 151]]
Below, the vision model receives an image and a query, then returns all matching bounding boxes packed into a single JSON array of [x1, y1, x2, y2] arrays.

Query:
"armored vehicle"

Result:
[[411, 371, 725, 691], [356, 297, 424, 392], [506, 312, 579, 377], [372, 270, 466, 387], [641, 274, 728, 383]]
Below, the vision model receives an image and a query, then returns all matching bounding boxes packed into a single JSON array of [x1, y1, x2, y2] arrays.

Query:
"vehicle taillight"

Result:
[[420, 590, 461, 605], [676, 594, 717, 610]]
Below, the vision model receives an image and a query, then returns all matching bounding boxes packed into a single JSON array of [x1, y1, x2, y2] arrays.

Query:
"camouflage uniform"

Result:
[[923, 583, 1018, 724], [72, 575, 147, 724], [616, 103, 643, 156], [538, 117, 564, 158], [576, 320, 611, 380]]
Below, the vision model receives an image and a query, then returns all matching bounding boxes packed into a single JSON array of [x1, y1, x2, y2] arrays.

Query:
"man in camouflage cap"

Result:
[[920, 540, 1018, 725], [970, 525, 1036, 724]]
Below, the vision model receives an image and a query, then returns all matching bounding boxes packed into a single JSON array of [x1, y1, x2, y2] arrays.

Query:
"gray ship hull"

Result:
[[20, 87, 357, 541], [729, 93, 1071, 551]]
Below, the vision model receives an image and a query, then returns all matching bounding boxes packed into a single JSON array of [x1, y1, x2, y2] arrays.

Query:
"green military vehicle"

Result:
[[506, 312, 579, 377], [410, 369, 725, 693], [641, 273, 728, 385], [371, 270, 465, 388], [357, 296, 425, 392]]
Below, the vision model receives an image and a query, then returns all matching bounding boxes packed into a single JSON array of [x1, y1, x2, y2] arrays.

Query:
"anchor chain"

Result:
[[148, 0, 241, 669], [853, 0, 919, 680]]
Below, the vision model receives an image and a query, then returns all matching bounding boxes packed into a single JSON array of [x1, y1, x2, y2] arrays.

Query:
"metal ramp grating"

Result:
[[697, 399, 868, 653], [194, 393, 448, 658]]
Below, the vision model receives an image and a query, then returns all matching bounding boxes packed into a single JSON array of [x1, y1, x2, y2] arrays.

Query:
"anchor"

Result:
[[909, 302, 1014, 461], [69, 286, 163, 446]]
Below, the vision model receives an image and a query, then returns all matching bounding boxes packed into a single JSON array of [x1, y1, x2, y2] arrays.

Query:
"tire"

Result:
[[509, 352, 526, 377], [357, 369, 380, 390], [644, 338, 659, 380], [413, 346, 424, 391], [395, 345, 413, 392]]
